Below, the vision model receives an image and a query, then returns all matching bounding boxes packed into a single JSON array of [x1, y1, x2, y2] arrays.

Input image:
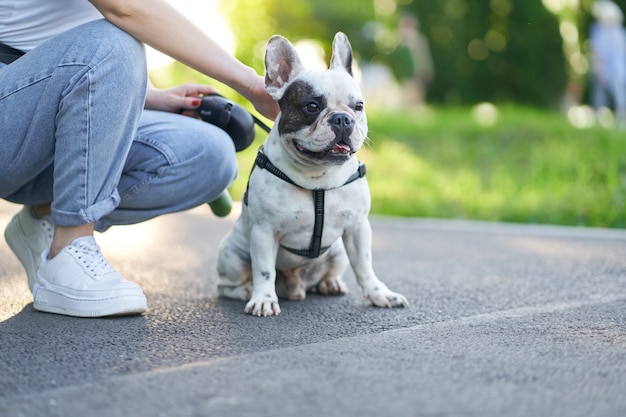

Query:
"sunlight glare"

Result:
[[542, 0, 565, 14], [596, 106, 615, 128], [559, 21, 578, 44], [567, 105, 595, 129], [294, 40, 327, 71], [96, 221, 159, 258], [472, 102, 499, 127], [146, 0, 234, 69]]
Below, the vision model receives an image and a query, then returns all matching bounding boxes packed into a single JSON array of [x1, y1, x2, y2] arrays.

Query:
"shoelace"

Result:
[[71, 239, 116, 279]]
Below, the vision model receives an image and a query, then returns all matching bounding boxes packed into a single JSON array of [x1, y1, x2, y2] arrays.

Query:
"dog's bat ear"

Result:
[[329, 32, 353, 76], [265, 35, 306, 100]]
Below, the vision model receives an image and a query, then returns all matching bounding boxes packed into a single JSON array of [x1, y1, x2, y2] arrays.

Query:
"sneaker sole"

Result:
[[4, 215, 38, 291], [33, 283, 147, 317]]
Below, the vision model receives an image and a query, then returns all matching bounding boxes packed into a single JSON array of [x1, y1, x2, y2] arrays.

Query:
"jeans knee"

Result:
[[121, 112, 239, 209], [102, 21, 145, 69], [69, 20, 147, 91]]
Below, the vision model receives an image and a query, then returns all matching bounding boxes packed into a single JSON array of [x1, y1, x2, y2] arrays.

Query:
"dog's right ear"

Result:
[[265, 35, 306, 100]]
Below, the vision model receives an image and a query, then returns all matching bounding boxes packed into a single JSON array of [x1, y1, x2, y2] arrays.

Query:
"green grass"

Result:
[[230, 106, 626, 228]]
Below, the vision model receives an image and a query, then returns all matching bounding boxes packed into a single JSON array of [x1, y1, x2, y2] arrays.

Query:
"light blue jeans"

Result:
[[0, 20, 237, 231]]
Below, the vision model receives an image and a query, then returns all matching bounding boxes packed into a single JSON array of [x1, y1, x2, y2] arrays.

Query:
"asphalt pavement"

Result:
[[0, 199, 625, 417]]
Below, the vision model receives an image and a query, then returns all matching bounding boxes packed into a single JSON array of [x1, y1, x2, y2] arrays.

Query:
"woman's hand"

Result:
[[144, 83, 218, 114], [243, 75, 280, 121], [146, 78, 280, 122]]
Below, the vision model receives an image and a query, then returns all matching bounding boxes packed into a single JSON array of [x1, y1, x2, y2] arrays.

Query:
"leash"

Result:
[[252, 115, 272, 134], [206, 104, 272, 216], [245, 147, 366, 258]]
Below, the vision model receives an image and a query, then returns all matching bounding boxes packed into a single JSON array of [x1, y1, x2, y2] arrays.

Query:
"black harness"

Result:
[[244, 148, 366, 258]]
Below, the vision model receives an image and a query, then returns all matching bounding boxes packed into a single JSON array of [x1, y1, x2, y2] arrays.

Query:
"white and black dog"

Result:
[[217, 32, 408, 316]]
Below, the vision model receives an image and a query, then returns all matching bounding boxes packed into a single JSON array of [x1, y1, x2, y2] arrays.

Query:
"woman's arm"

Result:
[[89, 0, 278, 119]]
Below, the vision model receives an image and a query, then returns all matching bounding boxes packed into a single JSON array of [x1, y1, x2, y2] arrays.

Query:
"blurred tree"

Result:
[[218, 0, 611, 109], [404, 0, 567, 108], [219, 0, 383, 72]]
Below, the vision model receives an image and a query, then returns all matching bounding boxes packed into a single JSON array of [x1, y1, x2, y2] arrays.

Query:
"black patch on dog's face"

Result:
[[278, 80, 327, 135]]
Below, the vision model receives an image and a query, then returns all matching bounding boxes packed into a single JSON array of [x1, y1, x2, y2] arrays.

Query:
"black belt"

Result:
[[245, 147, 366, 258], [0, 42, 25, 64]]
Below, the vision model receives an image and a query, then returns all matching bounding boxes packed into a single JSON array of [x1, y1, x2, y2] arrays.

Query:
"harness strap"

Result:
[[245, 148, 366, 258], [283, 189, 327, 258], [254, 151, 298, 186]]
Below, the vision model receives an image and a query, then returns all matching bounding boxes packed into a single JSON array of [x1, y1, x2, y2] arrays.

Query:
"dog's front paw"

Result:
[[364, 285, 409, 308], [244, 294, 281, 317]]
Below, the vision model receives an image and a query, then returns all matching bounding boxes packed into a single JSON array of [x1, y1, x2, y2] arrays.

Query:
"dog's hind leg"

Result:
[[218, 280, 252, 300], [276, 268, 307, 301], [312, 241, 349, 296], [217, 236, 253, 300]]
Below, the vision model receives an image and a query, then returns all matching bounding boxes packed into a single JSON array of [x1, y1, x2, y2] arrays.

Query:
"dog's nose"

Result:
[[329, 113, 354, 132]]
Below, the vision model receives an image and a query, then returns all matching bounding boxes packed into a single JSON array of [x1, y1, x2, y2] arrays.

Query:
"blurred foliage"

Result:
[[220, 0, 577, 108], [364, 106, 626, 227], [403, 1, 566, 107], [227, 106, 626, 228], [149, 0, 626, 110], [219, 0, 382, 72]]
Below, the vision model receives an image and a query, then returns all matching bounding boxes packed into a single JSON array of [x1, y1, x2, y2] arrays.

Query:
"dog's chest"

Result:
[[247, 173, 369, 249]]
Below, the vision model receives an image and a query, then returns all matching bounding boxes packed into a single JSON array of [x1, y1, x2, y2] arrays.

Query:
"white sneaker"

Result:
[[4, 207, 54, 292], [33, 236, 147, 317]]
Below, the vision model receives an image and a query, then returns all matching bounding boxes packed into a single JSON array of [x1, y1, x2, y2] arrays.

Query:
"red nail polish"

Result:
[[192, 99, 201, 106]]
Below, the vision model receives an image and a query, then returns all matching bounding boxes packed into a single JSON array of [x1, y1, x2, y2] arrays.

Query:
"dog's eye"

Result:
[[355, 101, 364, 112], [305, 102, 319, 113]]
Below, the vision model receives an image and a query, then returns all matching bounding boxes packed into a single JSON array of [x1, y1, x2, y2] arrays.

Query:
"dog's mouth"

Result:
[[294, 140, 354, 160]]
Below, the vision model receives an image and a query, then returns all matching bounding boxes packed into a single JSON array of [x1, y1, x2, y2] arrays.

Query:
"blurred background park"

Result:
[[149, 0, 626, 228]]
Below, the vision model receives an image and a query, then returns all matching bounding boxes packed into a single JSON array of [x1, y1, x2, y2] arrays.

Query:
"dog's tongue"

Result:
[[332, 142, 351, 154]]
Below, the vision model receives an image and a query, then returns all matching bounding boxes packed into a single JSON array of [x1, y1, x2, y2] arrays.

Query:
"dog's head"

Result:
[[264, 32, 367, 166]]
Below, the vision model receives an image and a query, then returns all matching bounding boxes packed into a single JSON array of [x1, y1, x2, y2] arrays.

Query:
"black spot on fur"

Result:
[[278, 80, 327, 135], [262, 271, 271, 281]]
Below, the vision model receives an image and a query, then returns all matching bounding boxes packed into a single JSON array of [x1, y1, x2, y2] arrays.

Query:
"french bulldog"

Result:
[[217, 32, 408, 316]]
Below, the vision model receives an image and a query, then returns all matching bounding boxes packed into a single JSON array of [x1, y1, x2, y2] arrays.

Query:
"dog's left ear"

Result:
[[265, 35, 306, 100], [329, 32, 353, 76]]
